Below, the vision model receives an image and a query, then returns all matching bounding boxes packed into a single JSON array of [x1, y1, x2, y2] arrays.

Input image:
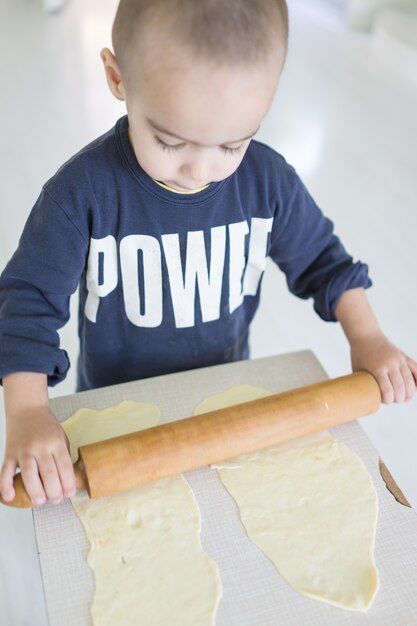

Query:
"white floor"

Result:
[[0, 1, 416, 624]]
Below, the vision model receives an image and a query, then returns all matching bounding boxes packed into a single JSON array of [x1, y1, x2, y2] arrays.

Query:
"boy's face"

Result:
[[102, 42, 284, 192]]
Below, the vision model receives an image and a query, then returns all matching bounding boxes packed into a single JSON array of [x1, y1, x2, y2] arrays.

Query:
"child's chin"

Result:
[[168, 181, 206, 191]]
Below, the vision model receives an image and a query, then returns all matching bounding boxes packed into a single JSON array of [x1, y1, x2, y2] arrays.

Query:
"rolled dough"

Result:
[[62, 400, 161, 462], [62, 401, 221, 626], [194, 386, 379, 612]]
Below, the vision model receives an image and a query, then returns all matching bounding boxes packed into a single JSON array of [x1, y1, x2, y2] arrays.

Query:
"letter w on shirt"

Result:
[[162, 226, 226, 328]]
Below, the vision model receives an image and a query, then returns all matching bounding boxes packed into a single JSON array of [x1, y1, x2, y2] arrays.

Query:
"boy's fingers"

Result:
[[20, 456, 46, 505], [0, 458, 17, 501], [53, 448, 76, 498], [377, 373, 394, 404], [407, 358, 417, 386], [400, 364, 416, 402], [37, 455, 64, 503], [388, 368, 406, 403]]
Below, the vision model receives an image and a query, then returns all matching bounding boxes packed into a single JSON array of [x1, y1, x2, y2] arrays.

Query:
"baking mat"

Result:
[[33, 351, 417, 625]]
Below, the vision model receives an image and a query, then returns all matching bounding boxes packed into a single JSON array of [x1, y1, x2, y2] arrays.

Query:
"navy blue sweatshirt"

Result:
[[0, 116, 371, 390]]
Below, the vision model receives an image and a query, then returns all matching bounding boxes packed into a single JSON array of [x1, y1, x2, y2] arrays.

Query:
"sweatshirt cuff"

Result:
[[314, 261, 372, 322], [0, 336, 70, 387]]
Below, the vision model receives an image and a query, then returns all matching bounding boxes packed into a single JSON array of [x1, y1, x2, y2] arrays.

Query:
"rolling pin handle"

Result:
[[0, 460, 86, 508], [0, 472, 34, 508]]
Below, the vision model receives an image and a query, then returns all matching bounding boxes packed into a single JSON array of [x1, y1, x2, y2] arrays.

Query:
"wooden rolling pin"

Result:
[[0, 371, 381, 508]]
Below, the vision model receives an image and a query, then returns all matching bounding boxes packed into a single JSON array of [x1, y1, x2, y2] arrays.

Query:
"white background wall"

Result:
[[347, 0, 417, 29]]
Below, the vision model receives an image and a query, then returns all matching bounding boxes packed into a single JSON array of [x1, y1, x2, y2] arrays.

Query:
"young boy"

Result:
[[0, 0, 415, 507]]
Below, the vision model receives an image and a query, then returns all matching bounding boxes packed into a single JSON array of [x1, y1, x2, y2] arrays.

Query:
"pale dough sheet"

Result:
[[62, 401, 221, 626], [194, 386, 380, 612]]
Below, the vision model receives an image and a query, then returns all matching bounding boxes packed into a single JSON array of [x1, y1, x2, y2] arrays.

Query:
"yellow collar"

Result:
[[153, 180, 210, 194]]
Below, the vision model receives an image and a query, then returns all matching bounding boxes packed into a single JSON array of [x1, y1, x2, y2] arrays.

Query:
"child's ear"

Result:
[[100, 48, 126, 101]]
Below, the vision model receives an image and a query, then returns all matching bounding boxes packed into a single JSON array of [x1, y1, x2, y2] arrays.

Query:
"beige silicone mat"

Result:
[[33, 351, 417, 625]]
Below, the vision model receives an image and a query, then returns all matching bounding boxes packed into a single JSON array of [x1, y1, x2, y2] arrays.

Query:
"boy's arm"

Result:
[[335, 288, 417, 403], [0, 372, 75, 505]]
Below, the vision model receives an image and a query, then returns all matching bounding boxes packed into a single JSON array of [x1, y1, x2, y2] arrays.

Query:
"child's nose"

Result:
[[180, 158, 210, 183]]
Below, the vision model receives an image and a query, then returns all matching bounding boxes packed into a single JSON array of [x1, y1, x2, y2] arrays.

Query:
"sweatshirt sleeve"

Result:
[[0, 188, 88, 386], [269, 172, 372, 321]]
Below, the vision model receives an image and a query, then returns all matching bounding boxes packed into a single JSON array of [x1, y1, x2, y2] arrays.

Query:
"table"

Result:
[[33, 351, 417, 625]]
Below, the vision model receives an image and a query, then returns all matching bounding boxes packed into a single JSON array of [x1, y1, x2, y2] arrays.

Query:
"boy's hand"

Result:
[[350, 333, 417, 404], [0, 406, 76, 506], [335, 288, 417, 404]]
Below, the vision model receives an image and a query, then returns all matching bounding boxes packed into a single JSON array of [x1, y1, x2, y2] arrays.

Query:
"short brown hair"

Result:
[[112, 0, 288, 76]]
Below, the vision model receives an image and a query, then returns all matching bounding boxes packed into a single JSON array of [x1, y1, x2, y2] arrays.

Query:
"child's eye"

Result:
[[154, 135, 185, 152], [221, 145, 244, 156]]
